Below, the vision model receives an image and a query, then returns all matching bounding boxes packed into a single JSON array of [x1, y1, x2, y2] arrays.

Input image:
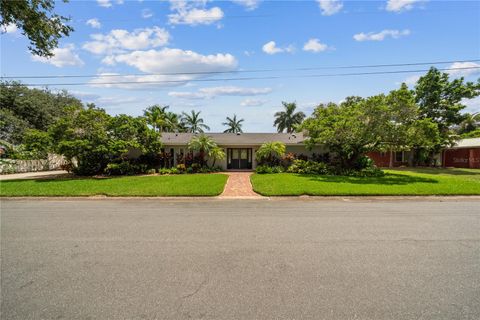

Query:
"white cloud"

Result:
[[83, 27, 170, 54], [32, 44, 84, 67], [462, 96, 480, 114], [447, 62, 480, 78], [142, 9, 154, 19], [168, 1, 224, 25], [353, 29, 410, 41], [169, 86, 272, 99], [2, 23, 18, 34], [90, 48, 238, 89], [262, 41, 295, 55], [231, 0, 261, 11], [97, 0, 112, 7], [303, 38, 329, 53], [402, 74, 421, 86], [386, 0, 424, 12], [316, 0, 343, 16], [241, 98, 267, 106], [86, 18, 101, 29]]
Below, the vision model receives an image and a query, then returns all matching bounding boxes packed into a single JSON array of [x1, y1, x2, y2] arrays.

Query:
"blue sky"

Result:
[[1, 0, 479, 132]]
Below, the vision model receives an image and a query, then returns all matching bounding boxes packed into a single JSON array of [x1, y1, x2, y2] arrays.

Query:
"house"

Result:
[[442, 138, 480, 168], [368, 138, 480, 168], [161, 133, 480, 170], [160, 132, 324, 170]]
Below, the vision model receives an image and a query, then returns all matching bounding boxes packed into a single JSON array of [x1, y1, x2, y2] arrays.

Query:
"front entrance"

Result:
[[227, 148, 253, 170]]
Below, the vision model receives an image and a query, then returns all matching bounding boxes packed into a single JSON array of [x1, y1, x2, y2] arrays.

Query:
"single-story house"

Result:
[[442, 138, 480, 168], [160, 132, 324, 170], [160, 133, 480, 170]]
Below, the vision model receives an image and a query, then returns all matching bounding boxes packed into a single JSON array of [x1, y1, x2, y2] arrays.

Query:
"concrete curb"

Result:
[[2, 195, 480, 201]]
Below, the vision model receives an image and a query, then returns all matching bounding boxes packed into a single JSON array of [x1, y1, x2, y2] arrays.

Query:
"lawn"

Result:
[[251, 168, 480, 196], [0, 174, 228, 197]]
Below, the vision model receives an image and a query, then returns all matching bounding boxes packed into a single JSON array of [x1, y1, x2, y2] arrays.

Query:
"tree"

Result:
[[301, 96, 391, 169], [273, 102, 306, 133], [1, 0, 73, 57], [457, 112, 480, 135], [255, 141, 286, 166], [415, 67, 480, 148], [181, 110, 210, 133], [0, 81, 83, 144], [222, 114, 244, 133], [187, 134, 217, 166], [209, 146, 225, 167], [22, 129, 52, 158], [143, 105, 169, 132]]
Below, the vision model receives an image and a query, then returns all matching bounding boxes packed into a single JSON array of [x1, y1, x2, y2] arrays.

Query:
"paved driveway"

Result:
[[1, 199, 479, 319]]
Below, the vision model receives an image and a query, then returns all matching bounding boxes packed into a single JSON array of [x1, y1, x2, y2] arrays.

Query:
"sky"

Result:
[[1, 0, 480, 132]]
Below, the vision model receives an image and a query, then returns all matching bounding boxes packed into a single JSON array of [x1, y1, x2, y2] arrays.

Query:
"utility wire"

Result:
[[13, 66, 480, 87], [2, 59, 479, 79]]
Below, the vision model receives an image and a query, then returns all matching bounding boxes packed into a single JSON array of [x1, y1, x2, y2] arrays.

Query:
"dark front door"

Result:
[[227, 148, 252, 170]]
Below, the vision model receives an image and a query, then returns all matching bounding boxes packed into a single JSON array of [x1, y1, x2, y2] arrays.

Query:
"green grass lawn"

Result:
[[0, 174, 228, 197], [251, 168, 480, 196]]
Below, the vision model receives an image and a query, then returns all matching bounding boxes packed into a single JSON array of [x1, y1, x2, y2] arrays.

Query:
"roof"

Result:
[[161, 132, 306, 146], [450, 138, 480, 149]]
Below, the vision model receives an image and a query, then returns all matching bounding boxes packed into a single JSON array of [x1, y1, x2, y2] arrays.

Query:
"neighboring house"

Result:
[[442, 138, 480, 169], [160, 132, 324, 170], [161, 133, 480, 170]]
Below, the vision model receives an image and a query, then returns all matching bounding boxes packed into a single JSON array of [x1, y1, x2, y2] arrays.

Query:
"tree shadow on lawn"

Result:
[[390, 168, 480, 176], [303, 173, 438, 185]]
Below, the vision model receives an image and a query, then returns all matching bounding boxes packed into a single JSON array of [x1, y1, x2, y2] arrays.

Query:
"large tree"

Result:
[[1, 0, 73, 57], [301, 96, 392, 169], [273, 102, 306, 133], [0, 81, 83, 144], [181, 110, 210, 133], [415, 67, 480, 147], [222, 114, 244, 133]]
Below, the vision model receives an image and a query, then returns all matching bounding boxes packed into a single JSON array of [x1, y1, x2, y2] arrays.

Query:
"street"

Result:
[[1, 199, 479, 319]]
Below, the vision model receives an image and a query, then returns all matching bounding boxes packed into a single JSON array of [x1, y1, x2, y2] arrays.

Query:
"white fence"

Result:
[[0, 154, 66, 174]]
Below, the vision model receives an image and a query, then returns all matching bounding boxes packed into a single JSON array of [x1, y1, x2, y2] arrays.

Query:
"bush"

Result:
[[287, 159, 328, 175], [255, 165, 284, 174], [176, 163, 186, 173], [146, 168, 156, 175], [104, 161, 147, 176]]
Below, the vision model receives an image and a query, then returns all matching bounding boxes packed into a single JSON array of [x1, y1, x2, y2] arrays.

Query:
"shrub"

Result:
[[146, 168, 156, 175], [104, 161, 147, 176], [255, 165, 284, 174], [287, 159, 328, 175], [176, 163, 186, 172]]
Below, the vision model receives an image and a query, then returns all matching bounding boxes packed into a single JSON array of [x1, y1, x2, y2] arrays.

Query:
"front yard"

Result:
[[0, 174, 228, 197], [251, 168, 480, 196]]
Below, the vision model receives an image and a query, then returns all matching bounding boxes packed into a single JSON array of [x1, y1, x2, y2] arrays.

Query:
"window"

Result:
[[395, 151, 404, 162]]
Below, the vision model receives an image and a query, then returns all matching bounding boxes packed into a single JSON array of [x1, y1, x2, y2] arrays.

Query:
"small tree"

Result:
[[209, 146, 225, 167], [22, 129, 52, 159], [187, 134, 217, 166], [256, 141, 286, 166]]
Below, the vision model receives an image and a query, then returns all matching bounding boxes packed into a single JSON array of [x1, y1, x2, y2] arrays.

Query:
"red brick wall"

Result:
[[444, 148, 480, 168], [368, 152, 391, 167]]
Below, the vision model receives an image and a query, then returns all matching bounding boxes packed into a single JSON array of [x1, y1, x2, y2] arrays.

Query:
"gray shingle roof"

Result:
[[161, 132, 306, 146]]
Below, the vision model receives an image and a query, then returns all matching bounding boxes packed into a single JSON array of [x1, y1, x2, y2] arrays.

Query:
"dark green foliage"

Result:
[[0, 81, 83, 144], [223, 114, 244, 133], [273, 102, 305, 133], [104, 162, 148, 176], [286, 160, 328, 175], [0, 0, 73, 57], [255, 165, 284, 174]]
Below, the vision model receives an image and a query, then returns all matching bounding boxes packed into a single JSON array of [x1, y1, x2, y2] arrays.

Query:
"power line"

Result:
[[2, 59, 479, 79], [13, 66, 480, 87]]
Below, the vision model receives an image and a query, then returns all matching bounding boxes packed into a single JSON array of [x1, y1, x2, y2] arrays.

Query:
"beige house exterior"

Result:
[[160, 132, 324, 170]]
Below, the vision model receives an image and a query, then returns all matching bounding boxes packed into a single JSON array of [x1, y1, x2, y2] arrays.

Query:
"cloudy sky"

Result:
[[1, 0, 479, 132]]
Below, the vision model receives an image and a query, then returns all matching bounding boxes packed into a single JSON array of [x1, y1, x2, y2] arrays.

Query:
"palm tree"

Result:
[[458, 112, 480, 135], [209, 146, 225, 167], [144, 104, 169, 132], [222, 114, 244, 133], [181, 110, 210, 133], [187, 134, 217, 166], [163, 112, 181, 132], [273, 102, 306, 133], [255, 141, 286, 166]]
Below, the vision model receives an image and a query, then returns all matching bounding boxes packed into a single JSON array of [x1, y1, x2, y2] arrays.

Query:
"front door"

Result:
[[227, 148, 252, 170]]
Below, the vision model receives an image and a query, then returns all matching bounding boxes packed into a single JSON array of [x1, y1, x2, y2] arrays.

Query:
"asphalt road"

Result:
[[1, 198, 480, 320]]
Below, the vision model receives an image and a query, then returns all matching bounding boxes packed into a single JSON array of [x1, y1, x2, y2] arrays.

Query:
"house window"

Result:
[[395, 151, 404, 162]]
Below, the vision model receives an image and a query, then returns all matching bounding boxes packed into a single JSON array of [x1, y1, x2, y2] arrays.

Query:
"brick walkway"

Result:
[[219, 172, 263, 198]]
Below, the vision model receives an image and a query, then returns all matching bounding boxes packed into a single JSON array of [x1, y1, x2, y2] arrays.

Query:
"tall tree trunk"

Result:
[[389, 147, 393, 168]]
